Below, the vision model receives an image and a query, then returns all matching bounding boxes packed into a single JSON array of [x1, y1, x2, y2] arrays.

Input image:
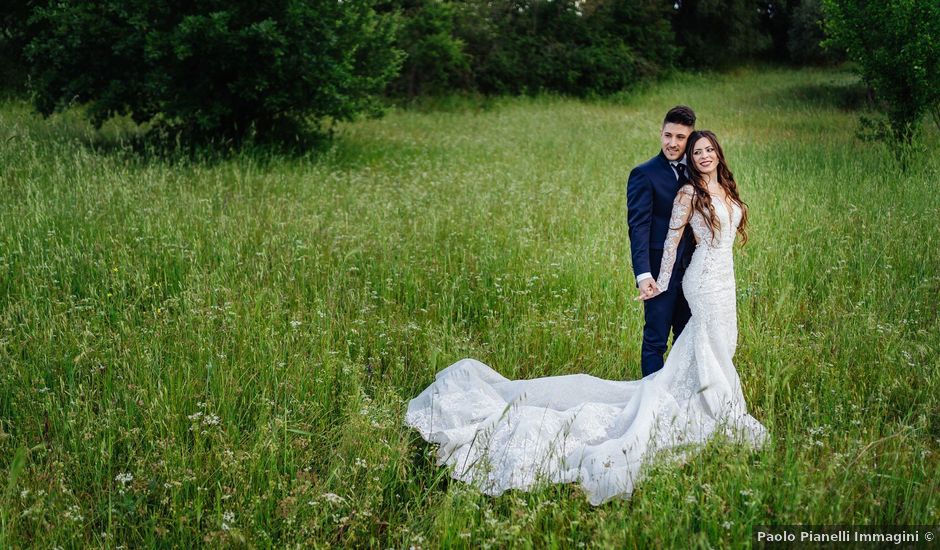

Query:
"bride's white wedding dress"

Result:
[[404, 184, 768, 505]]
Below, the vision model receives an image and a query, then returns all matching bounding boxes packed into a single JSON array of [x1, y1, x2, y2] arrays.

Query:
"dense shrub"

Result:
[[450, 0, 678, 96], [0, 0, 36, 93], [386, 0, 470, 98], [760, 0, 796, 62], [673, 0, 772, 67], [591, 0, 680, 79], [823, 0, 940, 143], [787, 0, 839, 64], [25, 1, 402, 142]]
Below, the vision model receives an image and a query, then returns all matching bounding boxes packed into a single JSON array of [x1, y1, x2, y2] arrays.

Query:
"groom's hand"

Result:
[[635, 277, 658, 301]]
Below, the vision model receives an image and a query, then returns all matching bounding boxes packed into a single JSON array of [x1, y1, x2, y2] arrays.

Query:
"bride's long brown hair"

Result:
[[684, 130, 749, 245]]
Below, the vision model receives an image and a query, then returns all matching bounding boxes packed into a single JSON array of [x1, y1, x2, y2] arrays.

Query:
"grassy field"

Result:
[[0, 66, 938, 548]]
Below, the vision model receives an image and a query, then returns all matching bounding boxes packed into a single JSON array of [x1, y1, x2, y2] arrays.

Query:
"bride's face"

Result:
[[691, 137, 719, 176]]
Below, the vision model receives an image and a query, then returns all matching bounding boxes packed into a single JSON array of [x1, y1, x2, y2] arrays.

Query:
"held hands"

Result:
[[635, 277, 662, 301]]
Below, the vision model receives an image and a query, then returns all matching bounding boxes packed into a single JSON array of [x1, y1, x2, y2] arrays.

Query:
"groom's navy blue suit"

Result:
[[627, 151, 695, 377]]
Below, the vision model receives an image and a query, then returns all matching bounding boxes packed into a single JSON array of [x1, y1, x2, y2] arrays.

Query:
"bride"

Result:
[[404, 130, 768, 505]]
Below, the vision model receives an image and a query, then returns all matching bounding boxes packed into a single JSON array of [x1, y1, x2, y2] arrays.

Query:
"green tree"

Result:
[[823, 0, 940, 144], [591, 0, 680, 79], [25, 1, 402, 143]]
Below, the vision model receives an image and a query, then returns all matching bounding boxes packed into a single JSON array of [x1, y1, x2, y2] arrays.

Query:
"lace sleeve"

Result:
[[656, 185, 694, 293]]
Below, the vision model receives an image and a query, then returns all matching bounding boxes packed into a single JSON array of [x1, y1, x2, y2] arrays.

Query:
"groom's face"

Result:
[[660, 123, 693, 161]]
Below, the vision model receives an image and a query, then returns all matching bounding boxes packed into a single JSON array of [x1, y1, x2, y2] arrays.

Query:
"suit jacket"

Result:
[[626, 151, 695, 283]]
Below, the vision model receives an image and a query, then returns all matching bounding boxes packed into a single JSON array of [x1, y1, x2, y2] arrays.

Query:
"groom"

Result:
[[626, 105, 697, 377]]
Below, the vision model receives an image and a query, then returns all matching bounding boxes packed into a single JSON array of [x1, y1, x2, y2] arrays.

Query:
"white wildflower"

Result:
[[115, 473, 134, 486], [222, 510, 235, 531], [321, 492, 345, 504], [64, 504, 84, 522]]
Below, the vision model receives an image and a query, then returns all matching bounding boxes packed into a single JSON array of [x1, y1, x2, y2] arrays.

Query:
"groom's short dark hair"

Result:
[[663, 105, 696, 127]]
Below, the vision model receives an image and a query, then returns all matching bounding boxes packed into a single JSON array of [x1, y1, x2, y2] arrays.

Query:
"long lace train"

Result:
[[404, 186, 768, 505]]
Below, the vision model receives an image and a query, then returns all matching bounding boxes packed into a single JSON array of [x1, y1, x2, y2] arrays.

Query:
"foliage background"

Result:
[[9, 0, 847, 140]]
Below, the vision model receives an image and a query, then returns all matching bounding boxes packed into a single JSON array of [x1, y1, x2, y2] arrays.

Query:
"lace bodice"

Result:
[[656, 184, 741, 292]]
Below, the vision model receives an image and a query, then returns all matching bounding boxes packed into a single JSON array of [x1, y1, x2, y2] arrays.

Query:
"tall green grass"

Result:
[[0, 66, 937, 548]]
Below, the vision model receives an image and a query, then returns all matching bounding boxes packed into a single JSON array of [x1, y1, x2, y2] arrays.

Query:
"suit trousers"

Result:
[[640, 249, 692, 377]]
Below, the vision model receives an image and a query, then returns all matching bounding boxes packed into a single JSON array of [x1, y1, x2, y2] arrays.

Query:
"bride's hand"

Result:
[[634, 279, 660, 301], [636, 289, 662, 301]]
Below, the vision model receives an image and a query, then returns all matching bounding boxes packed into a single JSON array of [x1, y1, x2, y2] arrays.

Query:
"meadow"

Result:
[[0, 66, 937, 548]]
